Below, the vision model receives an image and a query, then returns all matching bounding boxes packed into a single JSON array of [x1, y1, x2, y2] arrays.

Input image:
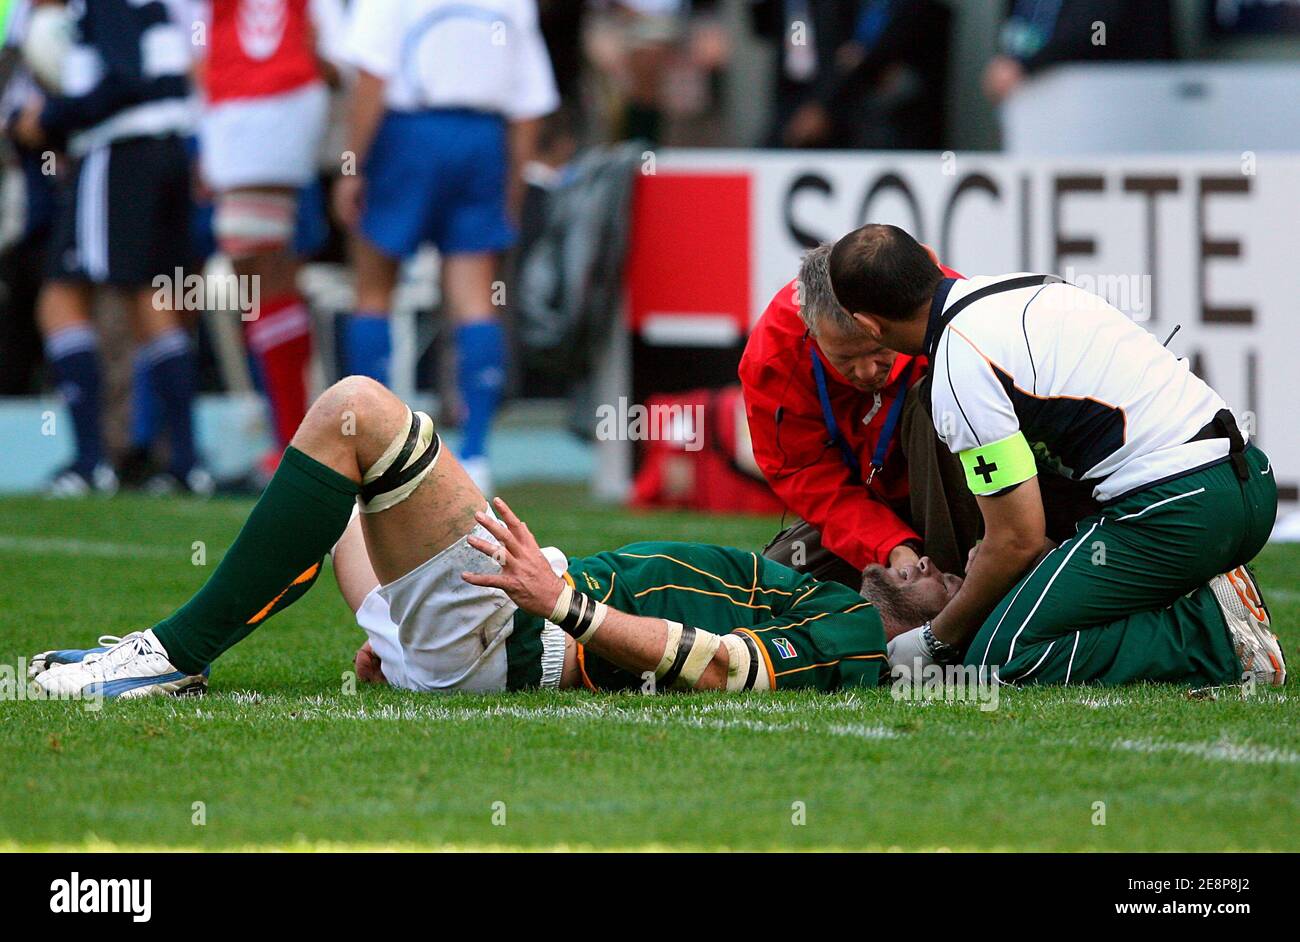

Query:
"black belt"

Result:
[[1188, 408, 1249, 481]]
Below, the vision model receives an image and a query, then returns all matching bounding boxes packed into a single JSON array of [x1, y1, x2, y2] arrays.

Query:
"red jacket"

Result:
[[739, 266, 961, 570]]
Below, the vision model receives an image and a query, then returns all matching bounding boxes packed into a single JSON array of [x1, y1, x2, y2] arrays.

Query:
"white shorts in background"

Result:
[[353, 526, 569, 693], [200, 82, 329, 190]]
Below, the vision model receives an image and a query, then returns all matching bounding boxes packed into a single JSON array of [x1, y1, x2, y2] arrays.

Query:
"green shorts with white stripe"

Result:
[[965, 445, 1276, 686]]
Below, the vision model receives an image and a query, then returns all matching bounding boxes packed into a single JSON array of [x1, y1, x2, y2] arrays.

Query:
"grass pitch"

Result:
[[1, 486, 1297, 852]]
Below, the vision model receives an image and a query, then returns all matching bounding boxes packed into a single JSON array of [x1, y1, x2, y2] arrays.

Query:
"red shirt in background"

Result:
[[204, 0, 322, 103], [739, 264, 962, 570]]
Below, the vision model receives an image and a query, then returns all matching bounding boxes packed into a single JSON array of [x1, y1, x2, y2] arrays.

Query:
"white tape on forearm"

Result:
[[674, 630, 721, 690], [720, 634, 752, 692], [654, 621, 684, 678]]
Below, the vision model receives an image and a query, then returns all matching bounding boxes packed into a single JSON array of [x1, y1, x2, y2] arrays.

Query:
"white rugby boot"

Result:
[[34, 629, 208, 700], [1209, 566, 1286, 686], [29, 632, 141, 679]]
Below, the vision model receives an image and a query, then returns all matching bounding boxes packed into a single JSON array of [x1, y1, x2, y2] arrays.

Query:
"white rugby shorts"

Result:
[[200, 81, 329, 190], [355, 524, 568, 693]]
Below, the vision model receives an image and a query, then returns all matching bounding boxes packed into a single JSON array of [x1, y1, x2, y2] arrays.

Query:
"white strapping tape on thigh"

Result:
[[360, 408, 440, 514], [214, 190, 296, 258]]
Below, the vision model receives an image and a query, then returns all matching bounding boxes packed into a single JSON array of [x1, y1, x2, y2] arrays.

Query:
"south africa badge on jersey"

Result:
[[772, 637, 797, 660]]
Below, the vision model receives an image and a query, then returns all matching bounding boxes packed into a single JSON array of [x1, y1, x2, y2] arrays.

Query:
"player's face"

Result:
[[890, 556, 963, 608], [815, 322, 899, 393], [861, 557, 962, 628]]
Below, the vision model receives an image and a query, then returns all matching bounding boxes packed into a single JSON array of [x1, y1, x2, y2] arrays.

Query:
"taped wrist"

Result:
[[360, 408, 440, 514], [655, 621, 722, 690], [549, 581, 608, 645]]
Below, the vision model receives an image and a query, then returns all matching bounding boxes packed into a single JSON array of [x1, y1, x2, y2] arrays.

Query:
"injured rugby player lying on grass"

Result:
[[26, 377, 1284, 699]]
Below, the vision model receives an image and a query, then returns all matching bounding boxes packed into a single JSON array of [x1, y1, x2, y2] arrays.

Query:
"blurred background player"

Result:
[[9, 0, 204, 495], [0, 0, 56, 399], [332, 0, 559, 495], [193, 0, 346, 478]]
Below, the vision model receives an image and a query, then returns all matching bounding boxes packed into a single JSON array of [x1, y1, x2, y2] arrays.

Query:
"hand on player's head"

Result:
[[860, 556, 962, 639]]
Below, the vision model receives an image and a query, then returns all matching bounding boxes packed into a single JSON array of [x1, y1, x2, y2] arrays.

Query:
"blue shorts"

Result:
[[361, 109, 515, 259]]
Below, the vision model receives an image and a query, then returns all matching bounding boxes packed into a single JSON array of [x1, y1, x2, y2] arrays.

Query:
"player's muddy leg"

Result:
[[292, 374, 486, 585], [138, 382, 375, 674], [361, 447, 485, 586], [37, 376, 481, 694], [36, 378, 367, 693]]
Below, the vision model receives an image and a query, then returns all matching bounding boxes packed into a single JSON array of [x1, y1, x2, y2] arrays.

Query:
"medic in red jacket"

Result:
[[740, 260, 963, 572]]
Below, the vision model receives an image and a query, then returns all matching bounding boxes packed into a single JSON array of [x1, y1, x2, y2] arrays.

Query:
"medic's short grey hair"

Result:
[[796, 243, 858, 336]]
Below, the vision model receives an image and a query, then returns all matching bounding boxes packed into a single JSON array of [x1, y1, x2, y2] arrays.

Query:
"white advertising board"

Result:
[[647, 149, 1300, 512]]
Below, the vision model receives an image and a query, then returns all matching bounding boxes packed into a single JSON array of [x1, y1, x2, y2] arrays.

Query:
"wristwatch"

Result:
[[921, 621, 963, 665]]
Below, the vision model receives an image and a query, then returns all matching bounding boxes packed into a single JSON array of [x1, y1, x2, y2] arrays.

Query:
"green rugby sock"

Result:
[[153, 446, 359, 673]]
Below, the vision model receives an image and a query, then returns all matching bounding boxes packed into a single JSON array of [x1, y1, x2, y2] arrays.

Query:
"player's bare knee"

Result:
[[293, 377, 440, 509], [294, 376, 398, 462], [323, 375, 396, 428]]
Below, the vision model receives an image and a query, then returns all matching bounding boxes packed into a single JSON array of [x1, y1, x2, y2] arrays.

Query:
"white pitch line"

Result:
[[0, 534, 175, 559], [170, 696, 901, 740], [1113, 737, 1300, 766]]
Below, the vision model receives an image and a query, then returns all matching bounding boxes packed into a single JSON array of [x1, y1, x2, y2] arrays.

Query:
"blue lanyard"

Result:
[[870, 358, 916, 482], [809, 347, 916, 486]]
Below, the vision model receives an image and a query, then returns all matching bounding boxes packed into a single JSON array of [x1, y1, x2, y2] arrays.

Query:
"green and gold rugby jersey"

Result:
[[506, 541, 887, 692]]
